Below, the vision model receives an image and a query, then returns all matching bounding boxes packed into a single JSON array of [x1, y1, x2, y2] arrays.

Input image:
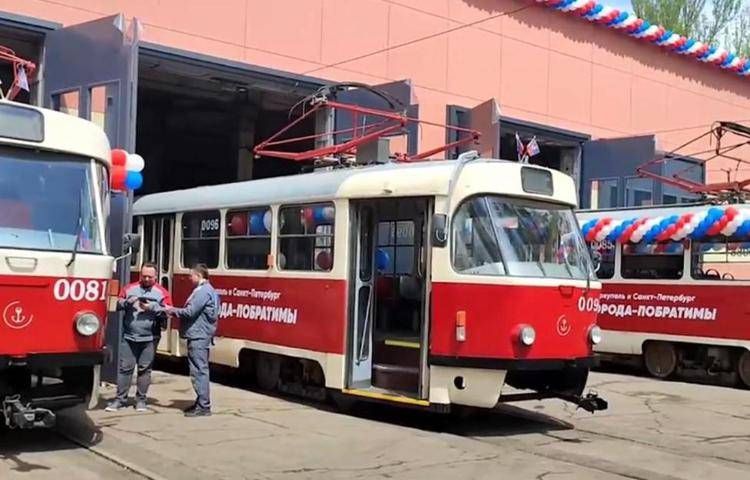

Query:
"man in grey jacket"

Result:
[[167, 264, 220, 417], [106, 263, 172, 412]]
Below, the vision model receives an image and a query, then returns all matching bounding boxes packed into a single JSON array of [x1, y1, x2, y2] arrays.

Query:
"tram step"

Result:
[[372, 363, 419, 393], [373, 339, 421, 366]]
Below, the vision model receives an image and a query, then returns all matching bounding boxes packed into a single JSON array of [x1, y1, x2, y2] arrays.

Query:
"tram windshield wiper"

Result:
[[66, 188, 84, 268]]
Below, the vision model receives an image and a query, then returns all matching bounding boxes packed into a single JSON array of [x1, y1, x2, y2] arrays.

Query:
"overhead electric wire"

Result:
[[302, 4, 534, 75]]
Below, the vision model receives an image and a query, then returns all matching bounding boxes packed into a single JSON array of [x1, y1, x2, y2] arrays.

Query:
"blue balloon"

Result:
[[125, 171, 143, 190], [582, 221, 595, 236], [249, 212, 266, 235], [313, 206, 334, 223], [376, 248, 390, 272]]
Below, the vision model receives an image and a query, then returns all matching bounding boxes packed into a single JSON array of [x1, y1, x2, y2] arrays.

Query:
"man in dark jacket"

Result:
[[167, 263, 220, 417], [105, 263, 172, 412]]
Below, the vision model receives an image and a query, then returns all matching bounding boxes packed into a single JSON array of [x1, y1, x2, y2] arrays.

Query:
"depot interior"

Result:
[[135, 52, 322, 195], [0, 23, 42, 105]]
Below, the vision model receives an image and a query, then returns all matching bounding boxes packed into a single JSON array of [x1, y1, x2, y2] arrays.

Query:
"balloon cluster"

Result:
[[110, 149, 144, 191], [301, 206, 334, 230], [228, 209, 272, 236], [582, 207, 750, 244], [536, 1, 750, 78]]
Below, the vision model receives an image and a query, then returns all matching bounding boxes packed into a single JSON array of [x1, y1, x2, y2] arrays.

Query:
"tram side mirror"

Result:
[[123, 233, 141, 255], [591, 250, 602, 273], [432, 214, 448, 248]]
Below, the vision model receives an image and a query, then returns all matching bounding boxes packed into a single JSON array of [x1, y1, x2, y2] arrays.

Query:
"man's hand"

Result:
[[126, 296, 138, 305]]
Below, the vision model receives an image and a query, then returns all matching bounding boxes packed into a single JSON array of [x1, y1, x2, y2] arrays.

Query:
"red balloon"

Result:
[[315, 251, 332, 271], [111, 149, 127, 167], [302, 208, 315, 228], [708, 219, 727, 236], [110, 166, 126, 190], [228, 213, 248, 236]]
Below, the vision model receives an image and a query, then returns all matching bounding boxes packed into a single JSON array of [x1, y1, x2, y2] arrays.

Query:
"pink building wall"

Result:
[[3, 0, 749, 181]]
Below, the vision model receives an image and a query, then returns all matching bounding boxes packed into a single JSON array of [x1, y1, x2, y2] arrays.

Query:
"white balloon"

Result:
[[126, 153, 145, 172], [263, 210, 272, 233]]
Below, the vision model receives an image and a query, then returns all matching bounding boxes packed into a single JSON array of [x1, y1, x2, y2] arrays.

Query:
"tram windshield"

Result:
[[0, 147, 104, 254], [452, 195, 594, 280]]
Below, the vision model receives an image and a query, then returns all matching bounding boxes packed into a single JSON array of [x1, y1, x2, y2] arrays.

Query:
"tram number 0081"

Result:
[[53, 279, 108, 302]]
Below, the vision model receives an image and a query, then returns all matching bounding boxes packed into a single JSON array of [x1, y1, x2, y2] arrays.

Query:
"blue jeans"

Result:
[[187, 337, 212, 410]]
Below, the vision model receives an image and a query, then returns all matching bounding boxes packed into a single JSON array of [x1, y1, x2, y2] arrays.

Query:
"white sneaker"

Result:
[[135, 400, 148, 412], [105, 400, 123, 412]]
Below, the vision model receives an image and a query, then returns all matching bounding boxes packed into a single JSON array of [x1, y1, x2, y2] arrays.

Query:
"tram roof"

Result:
[[0, 100, 111, 165], [133, 159, 575, 215]]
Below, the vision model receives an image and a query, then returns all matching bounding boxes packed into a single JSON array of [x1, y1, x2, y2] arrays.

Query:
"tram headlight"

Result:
[[75, 312, 101, 337], [588, 325, 602, 345], [518, 325, 536, 346]]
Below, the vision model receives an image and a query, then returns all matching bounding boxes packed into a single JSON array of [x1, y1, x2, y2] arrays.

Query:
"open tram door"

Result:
[[141, 215, 175, 354], [347, 198, 432, 404], [41, 14, 141, 383]]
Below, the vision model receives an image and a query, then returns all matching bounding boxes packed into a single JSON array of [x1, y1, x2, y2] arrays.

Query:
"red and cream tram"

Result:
[[578, 203, 750, 386], [132, 154, 606, 412]]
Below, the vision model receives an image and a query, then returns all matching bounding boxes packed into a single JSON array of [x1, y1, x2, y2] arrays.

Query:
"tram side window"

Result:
[[181, 211, 220, 269], [130, 218, 140, 267], [142, 218, 154, 264], [692, 241, 750, 281], [589, 241, 615, 279], [226, 207, 271, 270], [278, 203, 335, 272], [621, 242, 684, 280], [377, 221, 415, 275]]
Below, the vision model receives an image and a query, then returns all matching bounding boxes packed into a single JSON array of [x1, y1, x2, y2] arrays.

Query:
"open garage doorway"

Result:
[[0, 13, 51, 105], [135, 46, 324, 196]]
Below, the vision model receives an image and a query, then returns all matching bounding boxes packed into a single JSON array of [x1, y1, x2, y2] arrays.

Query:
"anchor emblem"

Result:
[[3, 301, 33, 329], [556, 315, 571, 337]]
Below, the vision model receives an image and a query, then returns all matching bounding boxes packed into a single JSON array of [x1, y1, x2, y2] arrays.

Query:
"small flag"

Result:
[[526, 136, 540, 157], [515, 132, 524, 162], [16, 65, 29, 92]]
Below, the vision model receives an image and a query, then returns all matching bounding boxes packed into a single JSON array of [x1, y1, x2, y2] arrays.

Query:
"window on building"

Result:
[[691, 241, 750, 281], [181, 210, 220, 268], [445, 105, 469, 159], [663, 194, 677, 205], [589, 241, 615, 279], [226, 207, 271, 270], [278, 203, 335, 271], [589, 178, 619, 209], [377, 220, 416, 275], [625, 177, 653, 207], [621, 242, 684, 279]]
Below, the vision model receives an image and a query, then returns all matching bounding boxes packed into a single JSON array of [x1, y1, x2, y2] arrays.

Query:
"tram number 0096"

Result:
[[53, 279, 108, 302]]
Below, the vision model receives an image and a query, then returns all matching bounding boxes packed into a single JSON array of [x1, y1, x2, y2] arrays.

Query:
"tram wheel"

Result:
[[643, 341, 677, 379], [255, 353, 280, 391], [736, 350, 750, 388]]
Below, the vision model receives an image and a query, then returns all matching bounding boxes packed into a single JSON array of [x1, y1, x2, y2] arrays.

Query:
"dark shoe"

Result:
[[184, 408, 211, 418], [182, 403, 197, 413]]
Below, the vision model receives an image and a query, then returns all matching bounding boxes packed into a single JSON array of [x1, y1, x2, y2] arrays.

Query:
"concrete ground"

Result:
[[0, 426, 143, 479], [3, 369, 750, 480]]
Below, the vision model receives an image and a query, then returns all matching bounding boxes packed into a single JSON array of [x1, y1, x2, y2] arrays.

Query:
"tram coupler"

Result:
[[562, 391, 608, 413], [3, 395, 56, 429]]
